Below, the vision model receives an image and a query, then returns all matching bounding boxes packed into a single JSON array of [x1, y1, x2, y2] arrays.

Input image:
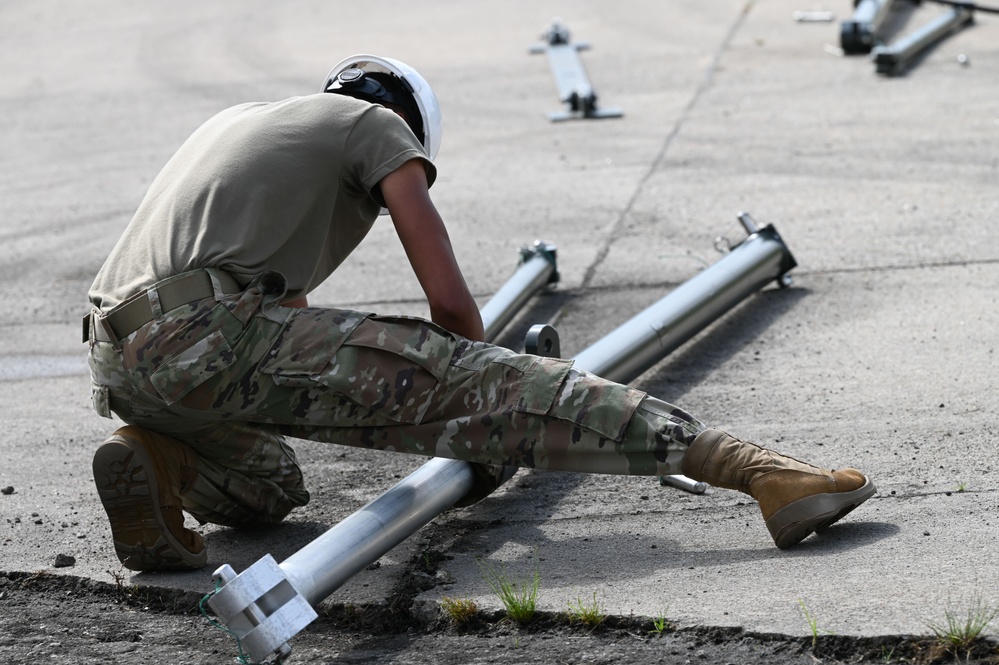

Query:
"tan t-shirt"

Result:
[[89, 93, 436, 310]]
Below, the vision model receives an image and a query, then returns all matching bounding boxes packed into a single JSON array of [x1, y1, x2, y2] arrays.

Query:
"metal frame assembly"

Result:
[[208, 217, 797, 662], [529, 19, 622, 122], [840, 0, 978, 74]]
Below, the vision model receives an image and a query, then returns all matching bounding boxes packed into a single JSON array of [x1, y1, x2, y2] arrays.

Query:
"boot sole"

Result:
[[766, 477, 876, 549], [92, 437, 207, 571]]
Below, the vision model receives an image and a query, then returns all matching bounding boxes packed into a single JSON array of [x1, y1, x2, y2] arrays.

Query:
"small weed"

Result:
[[566, 591, 605, 628], [649, 607, 671, 635], [108, 567, 127, 589], [924, 591, 999, 660], [956, 481, 968, 492], [108, 567, 137, 603], [440, 596, 478, 625], [797, 598, 835, 648], [477, 554, 540, 624]]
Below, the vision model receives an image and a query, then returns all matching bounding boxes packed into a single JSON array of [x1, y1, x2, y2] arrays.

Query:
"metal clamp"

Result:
[[525, 323, 561, 358]]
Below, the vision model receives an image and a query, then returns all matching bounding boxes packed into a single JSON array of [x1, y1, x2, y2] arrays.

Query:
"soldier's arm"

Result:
[[380, 158, 485, 342]]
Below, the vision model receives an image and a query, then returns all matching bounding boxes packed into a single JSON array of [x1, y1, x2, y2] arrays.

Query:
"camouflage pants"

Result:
[[88, 269, 706, 526]]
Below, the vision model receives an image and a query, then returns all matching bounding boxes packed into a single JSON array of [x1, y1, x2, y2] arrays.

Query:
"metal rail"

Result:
[[208, 216, 797, 662], [572, 213, 795, 383], [528, 19, 623, 121], [481, 241, 558, 341], [872, 5, 974, 75]]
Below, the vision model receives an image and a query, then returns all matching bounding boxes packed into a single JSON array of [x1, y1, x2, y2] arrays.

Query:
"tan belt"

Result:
[[84, 270, 242, 344]]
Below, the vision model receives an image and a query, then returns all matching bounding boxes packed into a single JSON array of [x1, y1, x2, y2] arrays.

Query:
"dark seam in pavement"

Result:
[[805, 256, 999, 275], [581, 2, 756, 291]]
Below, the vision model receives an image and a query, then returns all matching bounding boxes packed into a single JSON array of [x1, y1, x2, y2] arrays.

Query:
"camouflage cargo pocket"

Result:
[[91, 382, 112, 419], [449, 342, 572, 421], [258, 308, 366, 382], [324, 315, 457, 425], [480, 354, 642, 442], [492, 353, 573, 415], [546, 368, 645, 442], [149, 330, 237, 405], [259, 310, 453, 425]]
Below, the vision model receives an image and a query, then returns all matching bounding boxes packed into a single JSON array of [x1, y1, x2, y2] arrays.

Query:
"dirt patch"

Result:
[[2, 571, 997, 664]]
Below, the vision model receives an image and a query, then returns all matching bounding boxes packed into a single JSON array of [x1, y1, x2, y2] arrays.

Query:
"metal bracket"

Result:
[[872, 5, 974, 75], [208, 556, 315, 663], [529, 19, 623, 122], [736, 212, 795, 288], [525, 323, 561, 358], [519, 240, 560, 285], [481, 240, 559, 341]]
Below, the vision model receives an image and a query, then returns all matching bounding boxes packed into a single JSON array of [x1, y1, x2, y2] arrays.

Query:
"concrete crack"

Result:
[[581, 2, 756, 290]]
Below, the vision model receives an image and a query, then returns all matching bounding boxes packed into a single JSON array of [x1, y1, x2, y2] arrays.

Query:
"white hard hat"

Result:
[[323, 54, 442, 161]]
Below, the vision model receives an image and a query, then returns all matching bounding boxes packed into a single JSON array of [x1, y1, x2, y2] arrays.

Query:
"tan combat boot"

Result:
[[680, 429, 875, 549], [92, 426, 207, 571]]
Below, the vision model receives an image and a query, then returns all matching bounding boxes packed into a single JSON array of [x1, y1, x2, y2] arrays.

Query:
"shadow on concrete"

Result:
[[449, 515, 898, 586], [127, 520, 338, 590], [198, 520, 337, 568]]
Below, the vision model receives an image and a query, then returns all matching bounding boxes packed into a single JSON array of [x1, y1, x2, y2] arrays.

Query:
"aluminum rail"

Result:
[[208, 216, 797, 662], [572, 213, 795, 385], [872, 5, 974, 75], [481, 241, 558, 341], [209, 242, 559, 662], [528, 19, 622, 121]]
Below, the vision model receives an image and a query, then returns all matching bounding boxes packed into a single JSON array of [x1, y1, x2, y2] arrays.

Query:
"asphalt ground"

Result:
[[2, 0, 998, 658]]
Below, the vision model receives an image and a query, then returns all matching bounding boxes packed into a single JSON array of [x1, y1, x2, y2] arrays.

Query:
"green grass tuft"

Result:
[[797, 598, 836, 647], [924, 591, 999, 660], [566, 591, 605, 628], [477, 555, 540, 624], [649, 607, 671, 635]]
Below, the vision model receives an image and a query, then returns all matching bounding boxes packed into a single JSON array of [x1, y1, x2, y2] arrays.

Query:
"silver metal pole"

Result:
[[481, 241, 558, 341], [872, 6, 973, 75], [570, 213, 794, 494], [573, 215, 795, 385], [282, 457, 473, 606]]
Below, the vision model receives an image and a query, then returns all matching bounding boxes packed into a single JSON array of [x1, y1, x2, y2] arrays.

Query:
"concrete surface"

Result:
[[2, 0, 998, 651]]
